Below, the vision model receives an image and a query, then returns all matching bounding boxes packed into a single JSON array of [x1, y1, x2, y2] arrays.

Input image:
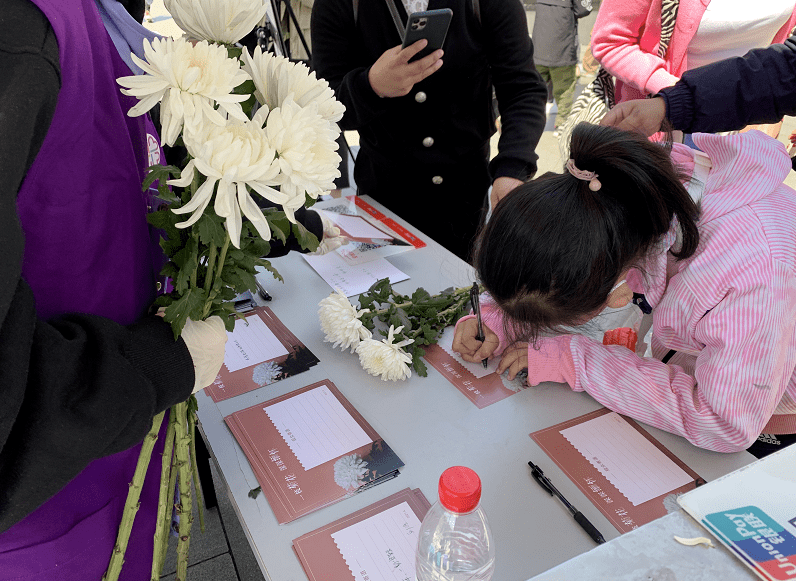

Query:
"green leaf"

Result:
[[172, 237, 199, 294], [411, 287, 431, 303], [142, 164, 181, 193], [163, 288, 207, 339], [265, 210, 290, 244], [197, 213, 227, 247], [147, 207, 178, 231], [411, 347, 428, 377], [304, 193, 316, 208], [257, 259, 284, 283], [291, 221, 320, 252]]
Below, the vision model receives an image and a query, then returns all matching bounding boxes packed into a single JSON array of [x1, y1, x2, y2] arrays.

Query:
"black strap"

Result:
[[384, 0, 405, 38], [354, 0, 482, 27], [661, 349, 677, 364]]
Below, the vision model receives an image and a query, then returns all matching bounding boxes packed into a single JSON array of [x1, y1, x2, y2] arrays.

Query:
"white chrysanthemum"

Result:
[[264, 99, 342, 219], [167, 112, 285, 248], [241, 46, 345, 123], [117, 37, 250, 146], [355, 326, 414, 382], [333, 454, 368, 490], [318, 289, 372, 352], [252, 361, 282, 386], [164, 0, 268, 44]]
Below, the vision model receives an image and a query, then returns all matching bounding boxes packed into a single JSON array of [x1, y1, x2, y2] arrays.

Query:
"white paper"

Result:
[[264, 385, 373, 471], [223, 315, 289, 373], [303, 252, 409, 297], [327, 213, 392, 239], [331, 502, 421, 581], [561, 412, 693, 506]]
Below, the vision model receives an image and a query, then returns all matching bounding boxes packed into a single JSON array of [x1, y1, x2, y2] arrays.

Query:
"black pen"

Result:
[[470, 282, 489, 368], [256, 280, 272, 302], [528, 461, 605, 544]]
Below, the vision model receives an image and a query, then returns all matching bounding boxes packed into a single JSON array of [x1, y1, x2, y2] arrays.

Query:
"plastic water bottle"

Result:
[[415, 466, 495, 581]]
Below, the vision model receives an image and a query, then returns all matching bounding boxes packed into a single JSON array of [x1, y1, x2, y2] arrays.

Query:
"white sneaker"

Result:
[[546, 102, 558, 114]]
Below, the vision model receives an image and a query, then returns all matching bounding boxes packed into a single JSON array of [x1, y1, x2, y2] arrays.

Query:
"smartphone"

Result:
[[401, 8, 453, 62]]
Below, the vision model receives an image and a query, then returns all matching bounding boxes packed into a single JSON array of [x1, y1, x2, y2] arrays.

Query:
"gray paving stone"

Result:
[[161, 553, 239, 581]]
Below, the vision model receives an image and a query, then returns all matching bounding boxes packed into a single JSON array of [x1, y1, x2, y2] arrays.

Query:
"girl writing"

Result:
[[453, 123, 796, 456]]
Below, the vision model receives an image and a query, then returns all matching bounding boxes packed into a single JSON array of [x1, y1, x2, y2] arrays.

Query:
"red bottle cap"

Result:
[[438, 466, 482, 513]]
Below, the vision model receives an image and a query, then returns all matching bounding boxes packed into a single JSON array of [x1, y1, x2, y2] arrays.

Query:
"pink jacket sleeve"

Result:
[[590, 0, 680, 96], [568, 266, 796, 453]]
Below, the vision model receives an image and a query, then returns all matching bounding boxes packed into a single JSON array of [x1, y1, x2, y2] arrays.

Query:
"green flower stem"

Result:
[[174, 401, 194, 581], [187, 406, 205, 534], [373, 285, 474, 322], [151, 411, 177, 581], [160, 416, 181, 577], [204, 233, 231, 318], [203, 243, 218, 295], [103, 411, 165, 581]]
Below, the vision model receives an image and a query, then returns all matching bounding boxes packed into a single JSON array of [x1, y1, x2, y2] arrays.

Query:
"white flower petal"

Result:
[[167, 160, 197, 187]]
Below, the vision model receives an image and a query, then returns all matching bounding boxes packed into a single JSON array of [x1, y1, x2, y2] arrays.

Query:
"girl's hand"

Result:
[[452, 317, 500, 363], [498, 336, 576, 386]]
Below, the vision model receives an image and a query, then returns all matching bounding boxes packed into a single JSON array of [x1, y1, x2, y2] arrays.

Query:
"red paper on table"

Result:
[[225, 379, 404, 524], [293, 488, 431, 581], [350, 196, 426, 249], [423, 326, 527, 408], [205, 306, 319, 403], [531, 408, 703, 534]]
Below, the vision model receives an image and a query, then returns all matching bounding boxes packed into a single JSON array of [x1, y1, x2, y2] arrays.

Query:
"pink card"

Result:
[[423, 326, 527, 408], [225, 380, 404, 524], [531, 408, 704, 533], [205, 306, 319, 402], [293, 488, 431, 581]]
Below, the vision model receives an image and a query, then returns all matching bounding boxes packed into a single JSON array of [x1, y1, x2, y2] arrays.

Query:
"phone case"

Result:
[[402, 8, 453, 62]]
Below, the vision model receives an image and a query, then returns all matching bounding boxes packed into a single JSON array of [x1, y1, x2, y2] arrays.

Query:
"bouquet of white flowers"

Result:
[[318, 279, 479, 382], [104, 2, 344, 580]]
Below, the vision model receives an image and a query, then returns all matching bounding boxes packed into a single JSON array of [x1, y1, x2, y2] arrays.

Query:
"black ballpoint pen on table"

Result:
[[469, 282, 489, 368], [528, 460, 606, 544]]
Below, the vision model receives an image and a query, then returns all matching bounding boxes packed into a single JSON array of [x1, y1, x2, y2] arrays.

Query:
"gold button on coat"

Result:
[[432, 175, 443, 185], [423, 137, 434, 147], [415, 91, 427, 103]]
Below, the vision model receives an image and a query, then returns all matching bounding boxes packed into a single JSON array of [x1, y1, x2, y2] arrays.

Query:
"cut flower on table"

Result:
[[318, 278, 480, 381]]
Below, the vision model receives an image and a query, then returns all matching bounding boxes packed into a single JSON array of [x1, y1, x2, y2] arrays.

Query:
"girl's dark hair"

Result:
[[475, 123, 699, 343]]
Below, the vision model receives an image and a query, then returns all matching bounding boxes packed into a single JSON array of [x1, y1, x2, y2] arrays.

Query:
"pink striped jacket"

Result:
[[483, 131, 796, 452]]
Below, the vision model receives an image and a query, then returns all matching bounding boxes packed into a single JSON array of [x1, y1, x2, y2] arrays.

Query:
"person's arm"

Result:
[[310, 0, 384, 130], [566, 269, 796, 453], [0, 1, 196, 533], [482, 0, 547, 194], [602, 34, 796, 135], [661, 34, 796, 133], [590, 0, 679, 96]]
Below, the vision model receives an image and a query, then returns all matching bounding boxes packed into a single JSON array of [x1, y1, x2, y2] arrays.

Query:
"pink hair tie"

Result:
[[566, 159, 601, 191]]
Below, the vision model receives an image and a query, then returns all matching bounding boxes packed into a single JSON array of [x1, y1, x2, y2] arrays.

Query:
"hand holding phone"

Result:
[[368, 29, 447, 97], [402, 9, 453, 62]]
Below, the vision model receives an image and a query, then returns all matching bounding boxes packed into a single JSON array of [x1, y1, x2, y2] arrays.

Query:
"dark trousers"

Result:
[[747, 432, 796, 458], [355, 151, 492, 262]]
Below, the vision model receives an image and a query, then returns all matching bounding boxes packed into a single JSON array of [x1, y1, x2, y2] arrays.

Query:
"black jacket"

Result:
[[311, 0, 547, 183], [532, 0, 592, 68], [659, 35, 796, 134]]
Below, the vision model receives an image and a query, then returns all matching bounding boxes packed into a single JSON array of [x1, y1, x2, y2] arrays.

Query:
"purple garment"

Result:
[[0, 0, 168, 579]]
